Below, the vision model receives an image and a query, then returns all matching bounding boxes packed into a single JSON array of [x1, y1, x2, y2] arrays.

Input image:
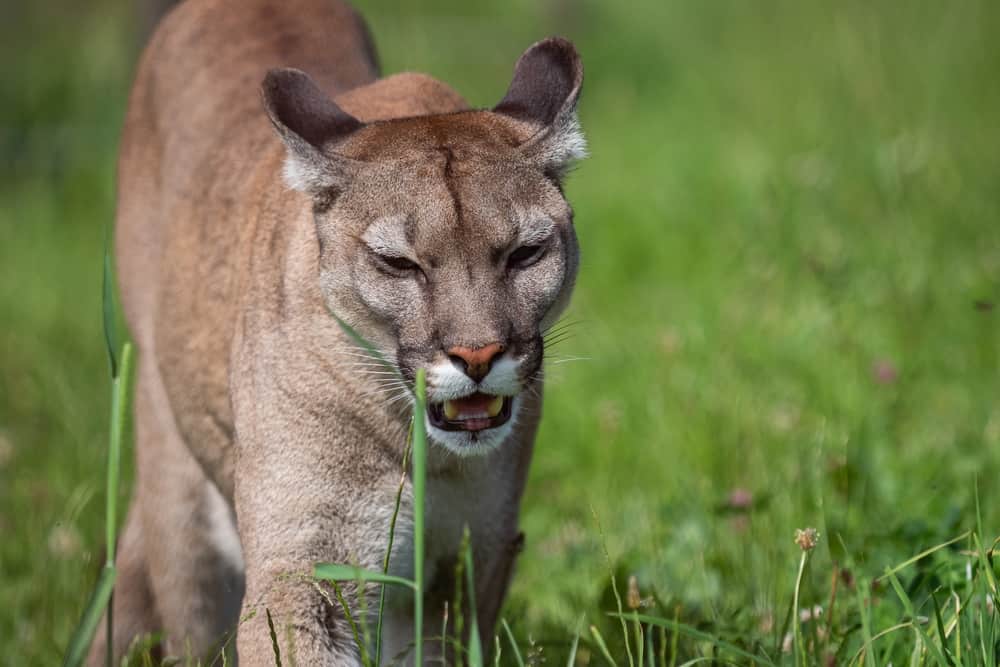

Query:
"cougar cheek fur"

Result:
[[89, 0, 586, 663]]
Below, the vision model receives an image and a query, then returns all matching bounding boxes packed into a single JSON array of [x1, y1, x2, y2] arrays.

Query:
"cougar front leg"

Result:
[[232, 415, 405, 665], [476, 531, 524, 642]]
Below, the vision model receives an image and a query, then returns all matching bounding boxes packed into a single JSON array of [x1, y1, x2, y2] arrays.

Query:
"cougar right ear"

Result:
[[493, 38, 586, 180], [262, 68, 363, 195]]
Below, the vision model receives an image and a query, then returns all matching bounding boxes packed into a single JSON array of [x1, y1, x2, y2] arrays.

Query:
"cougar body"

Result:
[[90, 0, 585, 663]]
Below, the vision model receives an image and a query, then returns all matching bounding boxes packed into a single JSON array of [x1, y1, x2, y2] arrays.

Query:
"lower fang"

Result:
[[443, 400, 459, 420]]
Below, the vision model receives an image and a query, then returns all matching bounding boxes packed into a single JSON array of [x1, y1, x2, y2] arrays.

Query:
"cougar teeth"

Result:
[[441, 394, 505, 421], [486, 395, 504, 418]]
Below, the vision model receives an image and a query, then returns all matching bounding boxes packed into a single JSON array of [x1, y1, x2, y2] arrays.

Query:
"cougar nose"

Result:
[[447, 342, 505, 382]]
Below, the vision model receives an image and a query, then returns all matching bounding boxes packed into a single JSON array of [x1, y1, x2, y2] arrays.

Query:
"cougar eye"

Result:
[[507, 244, 544, 270], [375, 253, 420, 275]]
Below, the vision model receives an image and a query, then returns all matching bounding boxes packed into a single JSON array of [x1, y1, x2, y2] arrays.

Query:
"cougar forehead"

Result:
[[338, 110, 531, 161], [333, 111, 571, 237]]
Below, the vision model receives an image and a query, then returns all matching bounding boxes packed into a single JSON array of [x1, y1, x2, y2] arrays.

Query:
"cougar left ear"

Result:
[[262, 68, 363, 194], [493, 37, 587, 179]]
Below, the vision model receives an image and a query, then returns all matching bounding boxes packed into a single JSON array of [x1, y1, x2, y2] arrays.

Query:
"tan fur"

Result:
[[89, 0, 584, 664]]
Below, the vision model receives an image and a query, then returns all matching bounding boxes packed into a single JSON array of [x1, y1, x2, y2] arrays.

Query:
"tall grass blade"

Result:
[[632, 611, 644, 667], [412, 368, 428, 667], [502, 619, 525, 667], [330, 580, 372, 667], [567, 616, 584, 667], [453, 532, 468, 667], [462, 526, 484, 667], [102, 239, 118, 379], [61, 565, 117, 667], [62, 336, 133, 667], [792, 551, 809, 667], [375, 421, 413, 667], [104, 341, 132, 666], [591, 505, 634, 667]]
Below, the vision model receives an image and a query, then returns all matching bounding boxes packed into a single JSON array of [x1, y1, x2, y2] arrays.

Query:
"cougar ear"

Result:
[[493, 37, 586, 179], [262, 68, 363, 194]]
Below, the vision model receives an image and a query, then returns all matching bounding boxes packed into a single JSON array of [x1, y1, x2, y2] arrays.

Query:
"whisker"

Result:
[[547, 356, 590, 365], [543, 332, 576, 348], [542, 317, 584, 336], [329, 348, 389, 361], [346, 368, 405, 377], [543, 325, 577, 339]]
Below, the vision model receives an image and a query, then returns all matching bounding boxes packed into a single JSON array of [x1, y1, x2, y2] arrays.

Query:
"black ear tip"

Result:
[[262, 67, 311, 102], [521, 36, 583, 83], [531, 36, 578, 57]]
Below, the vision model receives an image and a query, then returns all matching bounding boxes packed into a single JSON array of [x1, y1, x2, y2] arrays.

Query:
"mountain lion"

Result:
[[89, 0, 585, 663]]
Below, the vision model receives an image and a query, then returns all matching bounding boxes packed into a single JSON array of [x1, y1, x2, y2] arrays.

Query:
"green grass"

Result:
[[2, 0, 999, 664]]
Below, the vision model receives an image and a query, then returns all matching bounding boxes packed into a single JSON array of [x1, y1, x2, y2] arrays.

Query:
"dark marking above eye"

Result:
[[403, 215, 417, 246], [440, 146, 464, 224]]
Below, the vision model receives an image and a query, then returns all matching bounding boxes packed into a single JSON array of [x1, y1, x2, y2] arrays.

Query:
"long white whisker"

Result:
[[547, 356, 590, 365]]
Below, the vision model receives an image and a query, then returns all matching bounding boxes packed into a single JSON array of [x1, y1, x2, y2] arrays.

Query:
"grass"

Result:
[[2, 0, 1000, 664]]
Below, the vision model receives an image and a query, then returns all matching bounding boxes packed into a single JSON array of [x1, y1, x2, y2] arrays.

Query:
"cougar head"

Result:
[[262, 38, 586, 455]]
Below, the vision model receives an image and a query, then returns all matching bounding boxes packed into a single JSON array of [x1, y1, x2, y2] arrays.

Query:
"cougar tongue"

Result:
[[443, 393, 504, 420]]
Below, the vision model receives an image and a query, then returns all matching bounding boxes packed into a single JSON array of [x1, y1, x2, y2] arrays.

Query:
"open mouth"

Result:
[[428, 393, 513, 432]]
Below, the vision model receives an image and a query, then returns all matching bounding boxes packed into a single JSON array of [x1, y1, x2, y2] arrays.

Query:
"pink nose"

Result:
[[447, 342, 505, 382]]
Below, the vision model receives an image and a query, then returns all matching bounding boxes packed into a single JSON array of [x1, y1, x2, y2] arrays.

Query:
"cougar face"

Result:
[[263, 40, 586, 455]]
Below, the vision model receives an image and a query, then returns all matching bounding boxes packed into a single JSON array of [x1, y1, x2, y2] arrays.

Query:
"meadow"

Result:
[[1, 0, 998, 664]]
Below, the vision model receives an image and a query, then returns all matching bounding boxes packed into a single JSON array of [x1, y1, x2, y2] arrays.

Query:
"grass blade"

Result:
[[102, 239, 118, 379], [330, 580, 371, 667], [589, 624, 619, 667], [877, 532, 972, 583], [327, 309, 405, 382], [313, 563, 416, 590], [265, 608, 282, 667], [591, 505, 634, 667], [930, 591, 956, 667], [502, 619, 525, 667], [567, 616, 584, 667], [413, 368, 428, 667], [975, 483, 1000, 598], [375, 421, 414, 667], [462, 526, 484, 667], [792, 550, 809, 667], [61, 565, 117, 667], [607, 613, 776, 667], [103, 341, 132, 667], [883, 568, 951, 666]]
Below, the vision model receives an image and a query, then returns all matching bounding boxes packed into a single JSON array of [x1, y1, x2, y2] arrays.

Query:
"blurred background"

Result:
[[1, 0, 998, 662]]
